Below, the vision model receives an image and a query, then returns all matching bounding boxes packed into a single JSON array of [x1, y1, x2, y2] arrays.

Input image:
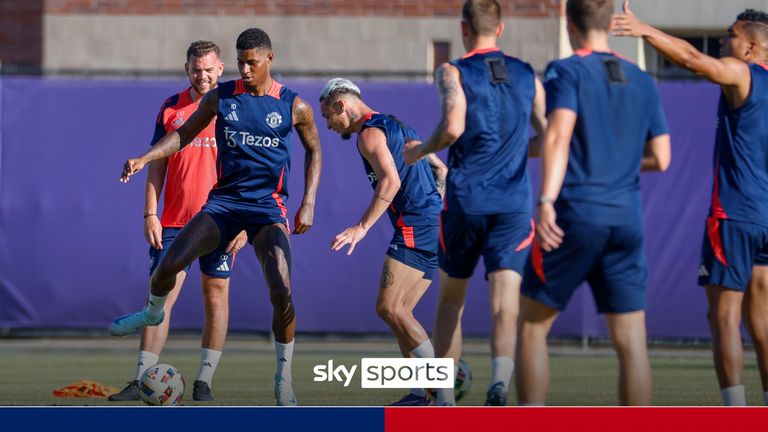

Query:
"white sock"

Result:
[[763, 390, 768, 406], [721, 385, 746, 406], [195, 348, 222, 385], [408, 339, 435, 397], [134, 351, 159, 381], [436, 362, 458, 405], [490, 356, 514, 390], [146, 293, 167, 317], [275, 340, 294, 381]]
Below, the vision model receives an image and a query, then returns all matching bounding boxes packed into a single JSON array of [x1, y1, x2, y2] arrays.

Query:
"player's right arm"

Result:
[[613, 1, 750, 105], [331, 127, 401, 255], [144, 160, 167, 249], [403, 63, 466, 164], [537, 108, 574, 252], [120, 89, 219, 183]]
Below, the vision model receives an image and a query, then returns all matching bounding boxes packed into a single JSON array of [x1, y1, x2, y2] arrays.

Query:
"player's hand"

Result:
[[403, 140, 425, 165], [293, 202, 315, 234], [225, 230, 248, 254], [331, 224, 368, 255], [120, 158, 146, 183], [536, 203, 564, 252], [612, 1, 647, 38], [144, 215, 163, 250]]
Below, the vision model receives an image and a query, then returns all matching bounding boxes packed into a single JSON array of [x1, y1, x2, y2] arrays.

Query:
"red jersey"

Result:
[[151, 88, 218, 227]]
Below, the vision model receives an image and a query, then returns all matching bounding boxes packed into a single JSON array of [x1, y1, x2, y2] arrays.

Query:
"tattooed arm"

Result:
[[292, 96, 323, 234], [403, 63, 466, 164], [426, 153, 447, 198]]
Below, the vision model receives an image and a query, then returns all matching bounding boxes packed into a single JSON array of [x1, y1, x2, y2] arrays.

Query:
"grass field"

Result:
[[0, 335, 764, 406]]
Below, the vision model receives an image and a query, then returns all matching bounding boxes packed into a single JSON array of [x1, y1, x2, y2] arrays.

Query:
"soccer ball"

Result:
[[427, 358, 472, 402], [139, 363, 185, 406]]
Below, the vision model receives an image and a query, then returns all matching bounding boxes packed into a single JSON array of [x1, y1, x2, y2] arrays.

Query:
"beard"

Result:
[[341, 133, 352, 140]]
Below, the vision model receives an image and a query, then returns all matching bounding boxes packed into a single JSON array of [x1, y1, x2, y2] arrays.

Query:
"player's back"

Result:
[[545, 50, 667, 226], [712, 63, 768, 225], [212, 79, 296, 212], [447, 48, 536, 215], [360, 113, 442, 228]]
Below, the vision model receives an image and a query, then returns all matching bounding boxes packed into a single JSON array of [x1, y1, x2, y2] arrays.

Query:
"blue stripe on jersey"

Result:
[[544, 51, 668, 226], [359, 113, 442, 230], [712, 63, 768, 225], [211, 80, 296, 211], [446, 50, 535, 215]]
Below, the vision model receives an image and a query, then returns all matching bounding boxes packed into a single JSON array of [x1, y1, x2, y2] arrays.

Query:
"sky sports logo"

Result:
[[313, 358, 454, 388]]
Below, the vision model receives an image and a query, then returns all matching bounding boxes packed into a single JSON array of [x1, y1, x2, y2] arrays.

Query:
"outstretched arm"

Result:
[[613, 1, 750, 104], [403, 63, 466, 164], [331, 127, 400, 255], [120, 90, 218, 182], [292, 96, 322, 234], [528, 77, 548, 158]]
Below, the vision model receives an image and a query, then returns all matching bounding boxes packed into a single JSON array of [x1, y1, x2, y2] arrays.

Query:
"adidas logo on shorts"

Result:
[[698, 265, 709, 277]]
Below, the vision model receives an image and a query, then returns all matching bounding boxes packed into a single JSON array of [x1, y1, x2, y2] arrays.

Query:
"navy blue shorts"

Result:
[[386, 224, 439, 280], [201, 200, 287, 244], [522, 221, 647, 314], [149, 227, 235, 278], [439, 211, 534, 279], [698, 217, 768, 291]]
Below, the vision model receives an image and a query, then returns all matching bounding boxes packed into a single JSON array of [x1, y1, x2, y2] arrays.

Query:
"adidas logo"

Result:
[[202, 362, 213, 367], [279, 357, 287, 363], [217, 262, 230, 272], [225, 111, 239, 122], [699, 265, 710, 277]]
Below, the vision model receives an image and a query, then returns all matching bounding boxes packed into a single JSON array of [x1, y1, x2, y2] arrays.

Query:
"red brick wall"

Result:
[[45, 0, 561, 17], [0, 0, 43, 72]]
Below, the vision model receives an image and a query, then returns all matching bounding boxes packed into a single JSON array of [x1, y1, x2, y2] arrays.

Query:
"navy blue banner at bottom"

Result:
[[0, 407, 385, 432]]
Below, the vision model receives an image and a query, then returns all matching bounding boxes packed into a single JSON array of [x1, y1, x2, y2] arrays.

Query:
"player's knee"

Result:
[[269, 286, 292, 309], [707, 304, 740, 331], [376, 301, 406, 326]]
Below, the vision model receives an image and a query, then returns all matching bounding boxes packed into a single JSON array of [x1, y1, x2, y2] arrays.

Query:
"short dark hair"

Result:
[[462, 0, 501, 37], [737, 9, 768, 41], [186, 40, 220, 61], [236, 28, 272, 51], [566, 0, 614, 33]]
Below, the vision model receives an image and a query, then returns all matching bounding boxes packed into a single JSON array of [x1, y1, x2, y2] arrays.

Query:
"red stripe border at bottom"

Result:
[[385, 407, 768, 432]]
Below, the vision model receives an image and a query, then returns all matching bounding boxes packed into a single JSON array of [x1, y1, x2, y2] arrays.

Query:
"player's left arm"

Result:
[[528, 77, 548, 158], [403, 63, 467, 164], [331, 127, 401, 255], [537, 108, 576, 252], [292, 96, 323, 235], [642, 134, 671, 172], [641, 86, 672, 172], [425, 153, 448, 198]]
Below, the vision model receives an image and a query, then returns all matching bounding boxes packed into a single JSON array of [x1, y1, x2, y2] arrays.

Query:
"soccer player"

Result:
[[108, 41, 247, 403], [516, 0, 670, 406], [320, 78, 447, 406], [110, 28, 322, 406], [615, 2, 768, 406], [404, 0, 547, 406]]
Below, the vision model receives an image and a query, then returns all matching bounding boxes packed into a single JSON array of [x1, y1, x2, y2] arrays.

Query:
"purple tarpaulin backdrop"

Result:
[[0, 77, 719, 338]]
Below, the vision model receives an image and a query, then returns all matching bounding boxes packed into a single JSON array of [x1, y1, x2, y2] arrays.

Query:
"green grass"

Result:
[[0, 337, 764, 406]]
